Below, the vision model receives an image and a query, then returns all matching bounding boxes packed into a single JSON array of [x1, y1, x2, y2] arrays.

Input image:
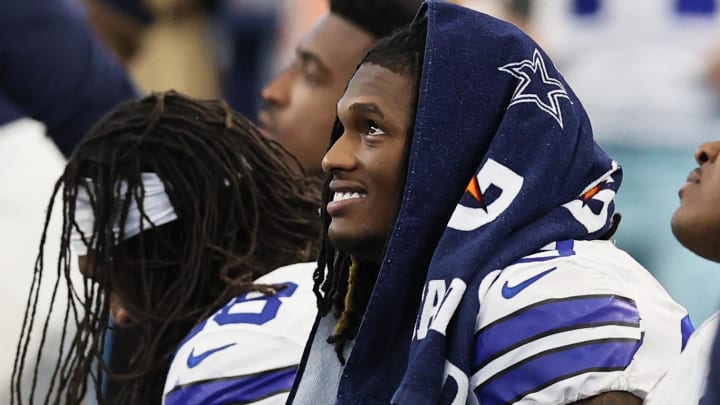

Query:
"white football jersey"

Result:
[[162, 262, 318, 405], [471, 240, 691, 404], [645, 311, 719, 404]]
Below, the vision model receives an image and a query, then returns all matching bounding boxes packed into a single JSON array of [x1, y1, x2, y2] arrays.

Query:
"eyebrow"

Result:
[[348, 102, 385, 119], [297, 48, 332, 79]]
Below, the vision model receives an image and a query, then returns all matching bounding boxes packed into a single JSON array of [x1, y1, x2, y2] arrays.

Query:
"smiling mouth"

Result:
[[326, 190, 368, 216], [333, 191, 367, 202]]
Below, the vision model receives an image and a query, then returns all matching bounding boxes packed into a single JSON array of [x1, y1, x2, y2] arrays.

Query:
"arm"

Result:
[[571, 391, 642, 405], [471, 241, 688, 404], [0, 0, 139, 156]]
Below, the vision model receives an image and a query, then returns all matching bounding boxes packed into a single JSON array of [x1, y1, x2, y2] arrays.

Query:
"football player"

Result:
[[11, 91, 322, 404], [289, 2, 690, 404]]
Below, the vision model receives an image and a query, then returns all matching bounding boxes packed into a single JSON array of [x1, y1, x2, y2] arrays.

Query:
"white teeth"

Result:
[[333, 192, 366, 202]]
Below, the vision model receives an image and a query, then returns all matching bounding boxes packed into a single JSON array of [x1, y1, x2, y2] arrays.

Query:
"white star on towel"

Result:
[[498, 49, 571, 128]]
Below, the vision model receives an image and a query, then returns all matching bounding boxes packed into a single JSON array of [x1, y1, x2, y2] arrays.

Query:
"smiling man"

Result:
[[289, 2, 691, 404], [258, 0, 422, 178], [323, 62, 412, 262]]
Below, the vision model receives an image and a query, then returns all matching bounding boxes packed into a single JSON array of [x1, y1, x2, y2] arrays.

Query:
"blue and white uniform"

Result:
[[292, 240, 691, 404], [471, 240, 692, 404], [163, 262, 317, 405], [289, 3, 692, 403]]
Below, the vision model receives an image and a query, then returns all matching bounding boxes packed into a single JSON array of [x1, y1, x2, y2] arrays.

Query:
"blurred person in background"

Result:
[[87, 0, 424, 177], [84, 0, 288, 119], [258, 0, 424, 178], [457, 0, 532, 32], [83, 0, 224, 100], [0, 0, 137, 403], [0, 0, 138, 157], [11, 91, 322, 404], [528, 0, 720, 325]]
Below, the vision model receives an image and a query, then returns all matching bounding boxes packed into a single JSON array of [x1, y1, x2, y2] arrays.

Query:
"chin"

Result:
[[671, 214, 720, 263], [671, 213, 694, 250], [327, 229, 384, 264]]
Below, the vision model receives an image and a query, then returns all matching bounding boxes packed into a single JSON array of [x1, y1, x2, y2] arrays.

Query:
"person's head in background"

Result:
[[12, 91, 322, 404], [672, 141, 720, 263], [258, 0, 423, 178]]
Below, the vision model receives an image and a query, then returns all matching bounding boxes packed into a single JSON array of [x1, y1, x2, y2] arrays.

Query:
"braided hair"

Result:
[[11, 91, 322, 404], [312, 19, 428, 363]]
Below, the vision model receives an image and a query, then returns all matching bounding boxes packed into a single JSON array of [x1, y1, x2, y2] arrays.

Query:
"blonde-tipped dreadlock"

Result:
[[325, 257, 373, 365]]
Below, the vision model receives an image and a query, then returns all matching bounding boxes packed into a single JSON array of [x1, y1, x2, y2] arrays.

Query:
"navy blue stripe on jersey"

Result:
[[474, 338, 641, 404], [473, 295, 639, 371], [164, 365, 296, 405], [515, 240, 576, 264], [681, 314, 695, 351]]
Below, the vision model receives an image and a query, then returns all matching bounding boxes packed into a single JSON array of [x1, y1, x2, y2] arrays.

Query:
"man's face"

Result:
[[258, 14, 375, 177], [322, 63, 414, 264], [671, 140, 720, 262]]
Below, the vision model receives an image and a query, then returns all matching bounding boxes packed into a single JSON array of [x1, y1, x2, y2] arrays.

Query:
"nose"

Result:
[[694, 141, 720, 165], [261, 65, 294, 108], [110, 293, 132, 326], [321, 129, 357, 174]]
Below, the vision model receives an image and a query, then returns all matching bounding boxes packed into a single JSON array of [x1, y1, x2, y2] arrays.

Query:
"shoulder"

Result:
[[478, 240, 683, 321], [254, 261, 317, 285], [173, 261, 318, 353], [163, 261, 319, 404], [471, 240, 689, 403], [480, 241, 630, 315]]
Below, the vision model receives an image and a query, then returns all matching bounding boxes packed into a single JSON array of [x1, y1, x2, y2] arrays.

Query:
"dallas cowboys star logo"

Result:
[[498, 48, 571, 128]]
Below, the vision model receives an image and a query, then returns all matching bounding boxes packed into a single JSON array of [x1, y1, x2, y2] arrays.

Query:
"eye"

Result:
[[301, 61, 325, 86], [302, 69, 321, 86], [367, 121, 386, 136]]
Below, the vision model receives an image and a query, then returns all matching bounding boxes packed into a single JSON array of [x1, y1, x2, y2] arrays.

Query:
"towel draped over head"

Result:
[[312, 1, 622, 403]]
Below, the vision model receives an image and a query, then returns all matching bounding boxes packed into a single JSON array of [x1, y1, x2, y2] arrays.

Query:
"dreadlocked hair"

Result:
[[329, 0, 423, 38], [11, 90, 322, 404], [312, 19, 428, 363]]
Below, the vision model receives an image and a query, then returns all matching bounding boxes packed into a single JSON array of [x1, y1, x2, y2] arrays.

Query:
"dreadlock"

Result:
[[312, 19, 428, 363], [329, 0, 423, 38], [11, 90, 322, 404]]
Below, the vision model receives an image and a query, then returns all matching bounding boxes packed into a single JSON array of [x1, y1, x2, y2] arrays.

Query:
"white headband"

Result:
[[70, 173, 178, 255]]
